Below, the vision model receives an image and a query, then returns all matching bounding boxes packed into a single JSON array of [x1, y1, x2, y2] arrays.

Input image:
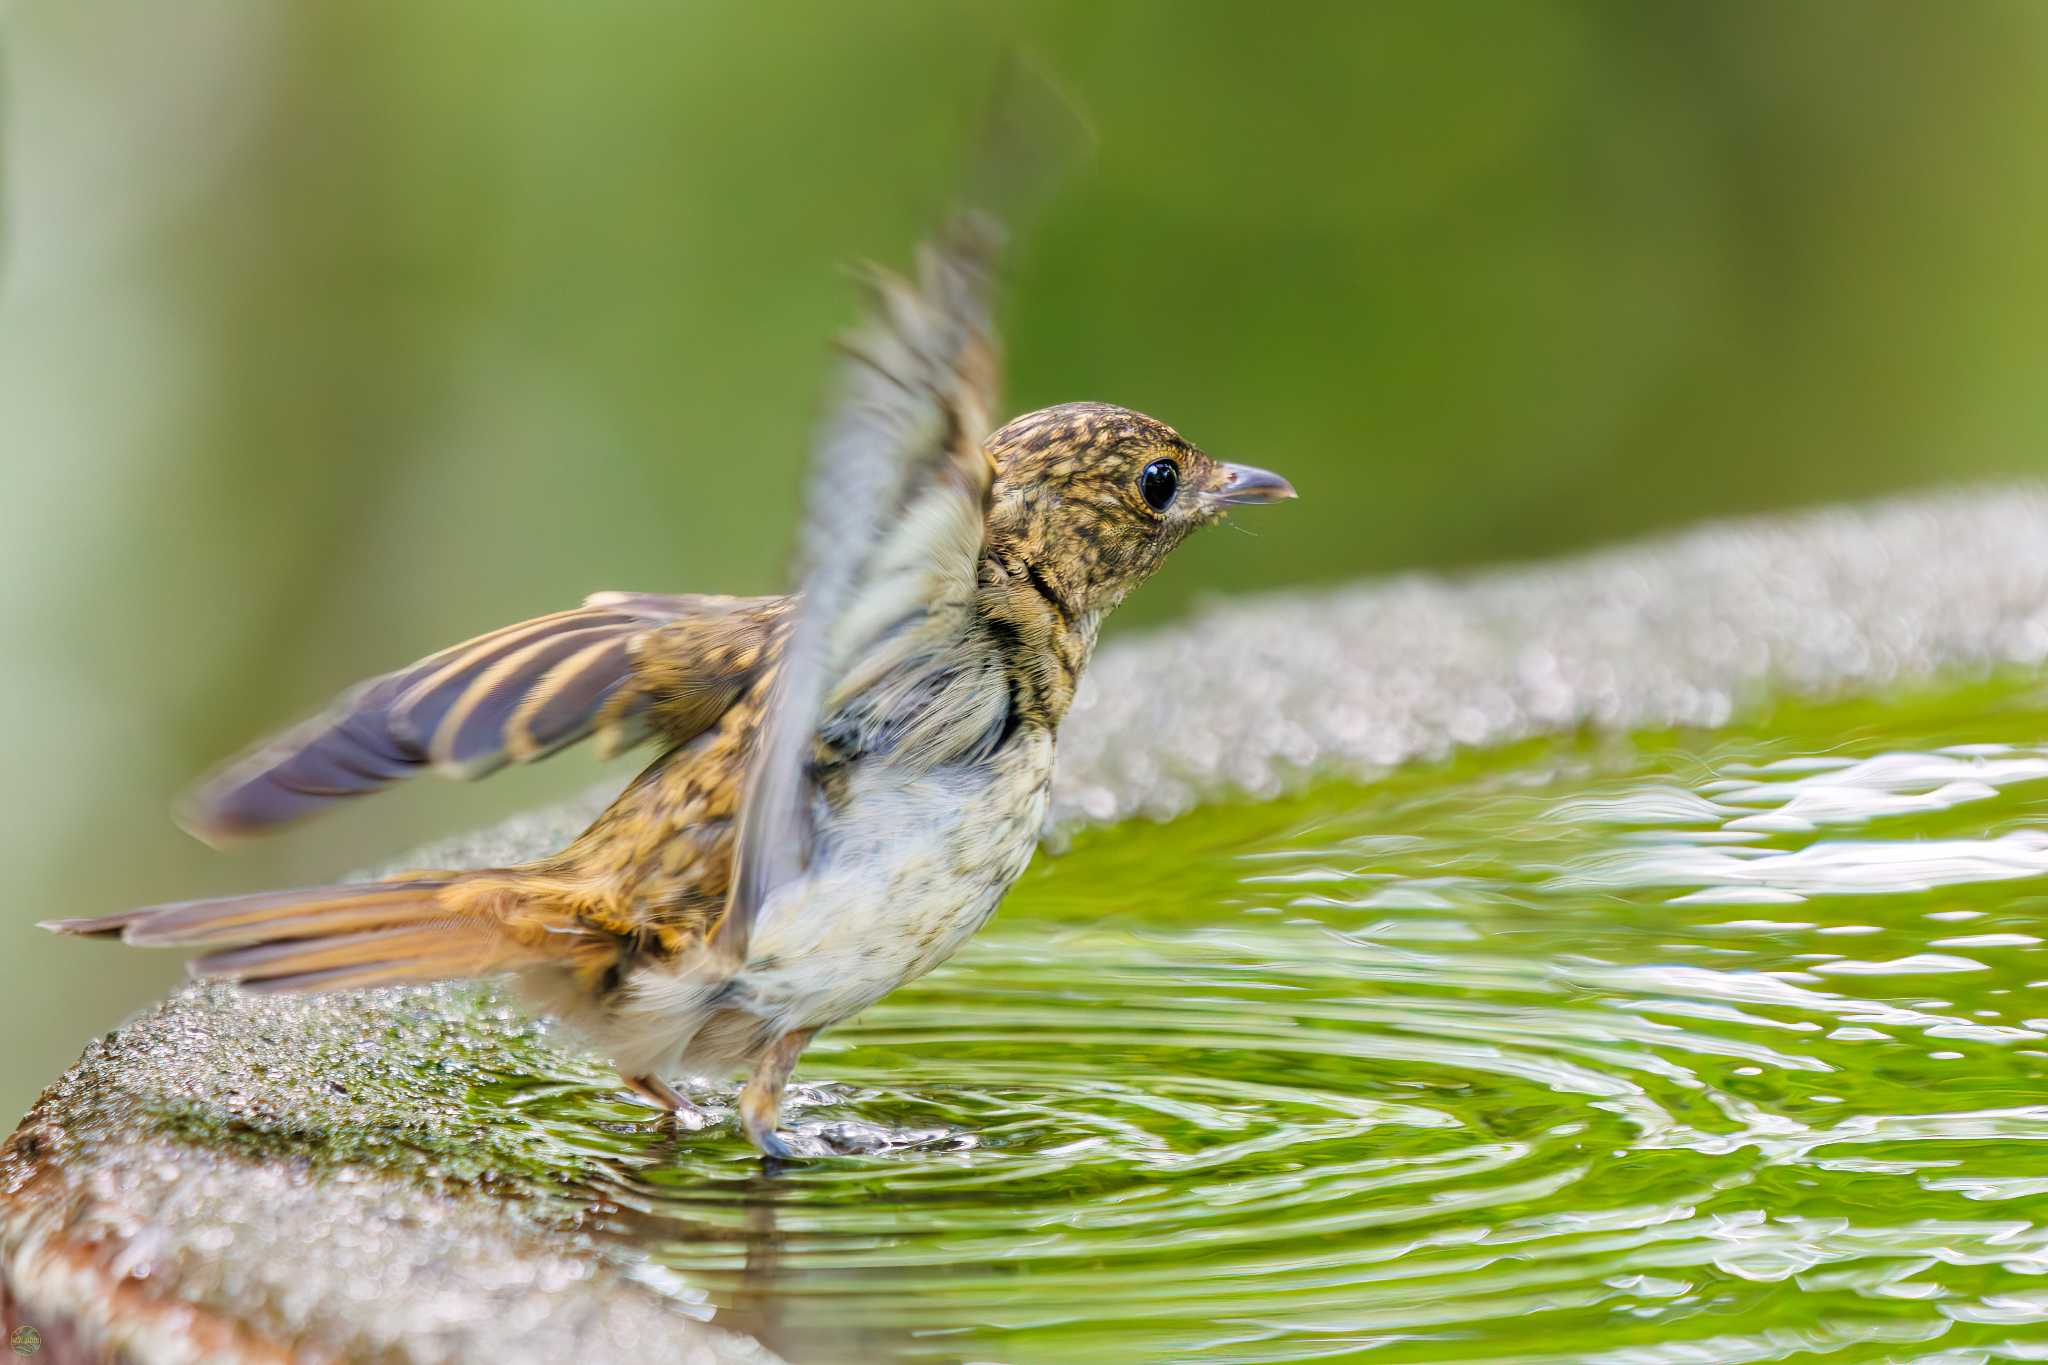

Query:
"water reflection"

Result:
[[482, 680, 2048, 1361]]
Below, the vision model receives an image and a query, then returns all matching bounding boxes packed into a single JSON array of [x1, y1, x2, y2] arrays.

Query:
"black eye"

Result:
[[1139, 458, 1179, 512]]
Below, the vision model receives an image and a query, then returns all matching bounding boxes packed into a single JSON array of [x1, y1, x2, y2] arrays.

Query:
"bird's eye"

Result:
[[1139, 459, 1179, 512]]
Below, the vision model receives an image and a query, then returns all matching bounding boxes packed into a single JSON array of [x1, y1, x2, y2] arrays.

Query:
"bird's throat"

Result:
[[978, 551, 1100, 730]]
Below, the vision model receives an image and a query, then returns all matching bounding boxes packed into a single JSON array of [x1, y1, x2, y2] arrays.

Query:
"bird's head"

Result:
[[981, 402, 1294, 618]]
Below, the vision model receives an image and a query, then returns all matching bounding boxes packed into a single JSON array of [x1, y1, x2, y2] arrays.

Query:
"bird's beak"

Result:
[[1213, 461, 1297, 505]]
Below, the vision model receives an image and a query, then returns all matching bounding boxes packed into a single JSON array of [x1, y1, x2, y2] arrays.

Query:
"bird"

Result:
[[43, 214, 1294, 1156]]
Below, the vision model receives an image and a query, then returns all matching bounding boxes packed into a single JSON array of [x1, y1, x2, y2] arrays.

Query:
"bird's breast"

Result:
[[735, 723, 1056, 1029]]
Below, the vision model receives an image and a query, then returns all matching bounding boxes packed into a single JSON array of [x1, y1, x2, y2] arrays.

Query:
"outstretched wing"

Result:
[[181, 592, 788, 843], [714, 215, 1006, 963]]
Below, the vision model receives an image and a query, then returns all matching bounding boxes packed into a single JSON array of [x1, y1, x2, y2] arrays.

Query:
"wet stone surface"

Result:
[[7, 487, 2048, 1363]]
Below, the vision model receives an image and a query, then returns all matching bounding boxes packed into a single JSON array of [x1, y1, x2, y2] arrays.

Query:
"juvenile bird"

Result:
[[46, 218, 1293, 1156]]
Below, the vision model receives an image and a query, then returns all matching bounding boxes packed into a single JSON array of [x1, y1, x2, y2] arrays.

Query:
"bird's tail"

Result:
[[41, 873, 553, 993]]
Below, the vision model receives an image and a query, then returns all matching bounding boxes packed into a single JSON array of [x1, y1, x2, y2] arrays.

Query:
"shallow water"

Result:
[[481, 675, 2048, 1363]]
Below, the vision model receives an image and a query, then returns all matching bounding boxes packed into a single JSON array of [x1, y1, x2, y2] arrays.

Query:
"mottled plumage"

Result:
[[47, 219, 1293, 1155]]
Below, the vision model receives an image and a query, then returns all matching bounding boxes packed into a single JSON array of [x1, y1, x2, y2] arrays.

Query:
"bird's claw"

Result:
[[737, 1028, 813, 1159], [744, 1118, 796, 1159]]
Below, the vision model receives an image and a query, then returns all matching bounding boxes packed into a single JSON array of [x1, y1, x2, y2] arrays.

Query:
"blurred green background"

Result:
[[4, 1, 2047, 1121]]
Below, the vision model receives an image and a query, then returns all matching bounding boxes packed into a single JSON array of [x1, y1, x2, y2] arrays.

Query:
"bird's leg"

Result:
[[621, 1071, 709, 1129], [738, 1028, 815, 1158]]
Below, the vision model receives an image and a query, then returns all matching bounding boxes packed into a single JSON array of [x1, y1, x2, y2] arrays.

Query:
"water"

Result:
[[476, 675, 2048, 1363]]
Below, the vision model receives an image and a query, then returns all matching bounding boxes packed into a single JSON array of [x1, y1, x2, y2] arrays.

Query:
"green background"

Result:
[[4, 1, 2047, 1121]]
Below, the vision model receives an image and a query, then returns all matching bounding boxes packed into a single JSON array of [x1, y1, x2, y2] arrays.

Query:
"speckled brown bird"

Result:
[[46, 216, 1293, 1156]]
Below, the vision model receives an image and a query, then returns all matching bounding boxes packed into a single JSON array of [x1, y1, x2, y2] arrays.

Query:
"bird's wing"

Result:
[[714, 215, 1005, 964], [180, 592, 788, 843]]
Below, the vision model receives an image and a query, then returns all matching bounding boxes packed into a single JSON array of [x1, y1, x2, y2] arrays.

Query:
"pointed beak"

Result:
[[1213, 461, 1297, 505]]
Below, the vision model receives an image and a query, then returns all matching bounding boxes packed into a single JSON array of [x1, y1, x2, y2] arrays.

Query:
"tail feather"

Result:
[[151, 882, 454, 947], [235, 959, 482, 995], [41, 876, 531, 993], [193, 922, 501, 989]]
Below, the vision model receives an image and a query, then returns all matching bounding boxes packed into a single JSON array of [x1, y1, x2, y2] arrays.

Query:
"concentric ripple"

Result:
[[476, 676, 2048, 1363]]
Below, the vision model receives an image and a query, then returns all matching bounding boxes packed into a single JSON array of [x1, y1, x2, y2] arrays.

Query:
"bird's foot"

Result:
[[739, 1078, 796, 1156], [737, 1027, 814, 1160], [621, 1072, 710, 1130]]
